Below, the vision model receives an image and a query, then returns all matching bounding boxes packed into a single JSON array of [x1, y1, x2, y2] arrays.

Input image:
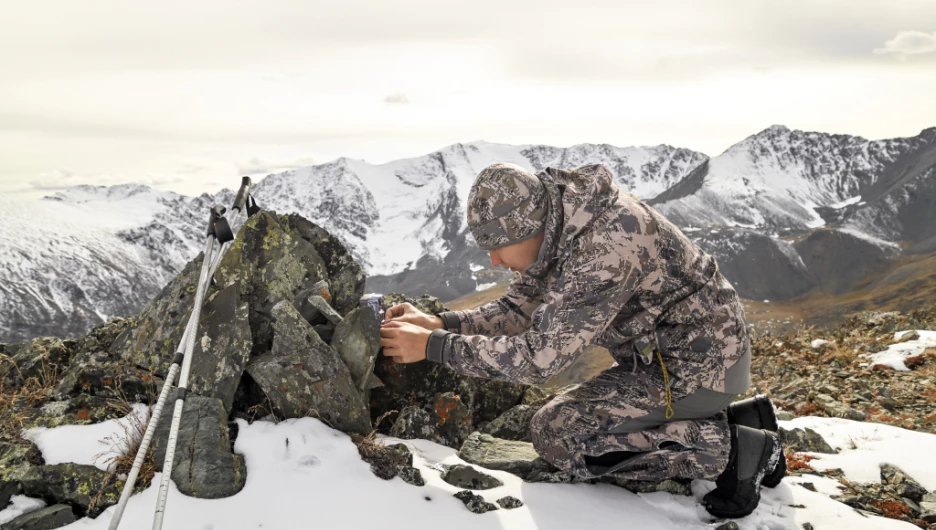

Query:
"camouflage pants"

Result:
[[530, 362, 734, 481]]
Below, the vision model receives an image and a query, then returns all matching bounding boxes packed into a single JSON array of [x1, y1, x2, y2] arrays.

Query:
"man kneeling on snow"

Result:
[[379, 162, 786, 518]]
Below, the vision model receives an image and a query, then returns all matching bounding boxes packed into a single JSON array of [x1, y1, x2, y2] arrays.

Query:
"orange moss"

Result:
[[872, 499, 913, 520]]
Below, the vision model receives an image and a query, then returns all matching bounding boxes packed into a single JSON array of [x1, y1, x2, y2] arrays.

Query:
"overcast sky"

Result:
[[1, 0, 934, 197]]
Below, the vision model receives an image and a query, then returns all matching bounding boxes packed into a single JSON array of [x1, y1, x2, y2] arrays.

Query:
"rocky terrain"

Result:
[[2, 211, 936, 529]]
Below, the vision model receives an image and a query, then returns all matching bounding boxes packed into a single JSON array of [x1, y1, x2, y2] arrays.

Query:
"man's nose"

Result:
[[489, 252, 502, 268]]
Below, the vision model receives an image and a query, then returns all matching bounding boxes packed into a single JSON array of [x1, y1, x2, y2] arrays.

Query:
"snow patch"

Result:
[[830, 195, 862, 209], [475, 282, 497, 292], [860, 330, 936, 371]]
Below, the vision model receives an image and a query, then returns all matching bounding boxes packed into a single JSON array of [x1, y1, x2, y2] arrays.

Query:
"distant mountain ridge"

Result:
[[1, 127, 934, 343]]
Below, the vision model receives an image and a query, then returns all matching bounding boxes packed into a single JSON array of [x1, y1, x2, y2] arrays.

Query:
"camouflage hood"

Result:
[[525, 165, 621, 280]]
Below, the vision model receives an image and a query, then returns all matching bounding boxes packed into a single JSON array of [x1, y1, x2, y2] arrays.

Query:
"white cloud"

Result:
[[874, 30, 936, 59], [235, 156, 318, 175], [383, 93, 409, 104]]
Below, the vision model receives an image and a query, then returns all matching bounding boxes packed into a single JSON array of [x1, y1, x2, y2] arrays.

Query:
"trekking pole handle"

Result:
[[232, 176, 252, 212]]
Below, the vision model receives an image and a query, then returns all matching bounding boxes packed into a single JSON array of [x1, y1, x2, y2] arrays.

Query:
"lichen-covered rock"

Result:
[[108, 254, 204, 376], [185, 283, 253, 413], [398, 466, 425, 487], [453, 490, 498, 514], [0, 504, 77, 530], [778, 427, 836, 454], [481, 404, 539, 442], [214, 211, 330, 356], [22, 395, 126, 429], [246, 301, 370, 434], [0, 338, 72, 386], [282, 214, 365, 317], [52, 351, 159, 403], [0, 441, 44, 509], [355, 441, 423, 486], [19, 463, 123, 518], [331, 308, 381, 393], [496, 496, 524, 509], [440, 465, 504, 490], [371, 294, 526, 437], [389, 393, 472, 448], [70, 318, 132, 358], [151, 395, 246, 499], [457, 432, 553, 480]]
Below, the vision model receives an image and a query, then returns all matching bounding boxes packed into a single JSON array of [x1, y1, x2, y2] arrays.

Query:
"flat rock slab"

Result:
[[0, 504, 77, 530], [481, 404, 539, 442], [330, 307, 380, 393], [441, 465, 504, 490], [152, 395, 246, 499], [457, 432, 552, 480], [391, 393, 472, 449]]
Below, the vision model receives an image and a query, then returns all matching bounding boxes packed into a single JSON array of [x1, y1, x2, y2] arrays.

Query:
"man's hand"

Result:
[[384, 302, 444, 331], [379, 320, 432, 363]]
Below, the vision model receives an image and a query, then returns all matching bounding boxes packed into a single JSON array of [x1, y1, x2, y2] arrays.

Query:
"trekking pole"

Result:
[[108, 178, 252, 530]]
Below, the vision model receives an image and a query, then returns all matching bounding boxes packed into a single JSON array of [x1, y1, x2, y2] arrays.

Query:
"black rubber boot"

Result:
[[726, 395, 785, 488], [703, 425, 782, 519], [727, 395, 778, 432]]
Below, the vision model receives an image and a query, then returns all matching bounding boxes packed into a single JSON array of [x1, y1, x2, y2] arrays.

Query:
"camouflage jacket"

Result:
[[426, 164, 751, 394]]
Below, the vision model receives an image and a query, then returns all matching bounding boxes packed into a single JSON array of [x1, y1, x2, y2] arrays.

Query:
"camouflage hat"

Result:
[[467, 163, 548, 250]]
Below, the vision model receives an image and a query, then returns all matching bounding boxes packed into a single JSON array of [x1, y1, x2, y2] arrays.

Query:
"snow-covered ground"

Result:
[[5, 409, 935, 529]]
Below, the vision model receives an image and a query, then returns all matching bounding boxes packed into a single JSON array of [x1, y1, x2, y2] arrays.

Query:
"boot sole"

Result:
[[762, 450, 786, 488]]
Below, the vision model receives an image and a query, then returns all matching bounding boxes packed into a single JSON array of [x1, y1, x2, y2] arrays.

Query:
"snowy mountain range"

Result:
[[1, 126, 934, 343]]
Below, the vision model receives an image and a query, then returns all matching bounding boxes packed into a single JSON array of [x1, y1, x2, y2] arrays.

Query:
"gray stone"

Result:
[[397, 467, 425, 487], [151, 395, 246, 499], [282, 214, 366, 317], [481, 404, 539, 442], [714, 523, 739, 530], [330, 308, 380, 392], [880, 464, 927, 502], [496, 496, 524, 509], [22, 394, 126, 429], [52, 350, 159, 403], [185, 283, 253, 414], [0, 442, 43, 509], [613, 478, 693, 496], [440, 465, 504, 490], [920, 498, 936, 522], [776, 410, 795, 421], [813, 394, 866, 421], [390, 393, 472, 448], [453, 490, 499, 514], [19, 463, 123, 518], [0, 504, 76, 530], [457, 432, 552, 480], [898, 330, 921, 342], [246, 301, 370, 434], [778, 427, 836, 454], [0, 337, 72, 386]]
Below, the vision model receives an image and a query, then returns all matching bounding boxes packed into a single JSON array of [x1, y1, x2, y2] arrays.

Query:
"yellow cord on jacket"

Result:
[[656, 349, 675, 419]]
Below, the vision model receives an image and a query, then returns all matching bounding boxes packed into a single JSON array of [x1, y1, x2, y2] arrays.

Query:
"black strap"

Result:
[[246, 195, 261, 217]]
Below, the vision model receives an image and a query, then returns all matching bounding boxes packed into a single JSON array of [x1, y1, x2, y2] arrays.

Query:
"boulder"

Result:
[[453, 490, 498, 514], [22, 395, 126, 429], [496, 496, 524, 509], [0, 338, 72, 386], [390, 393, 472, 448], [52, 350, 159, 403], [245, 301, 370, 434], [19, 463, 123, 518], [880, 464, 927, 502], [481, 404, 539, 442], [778, 427, 836, 454], [0, 441, 43, 509], [151, 395, 246, 499], [0, 504, 77, 530], [330, 308, 381, 393]]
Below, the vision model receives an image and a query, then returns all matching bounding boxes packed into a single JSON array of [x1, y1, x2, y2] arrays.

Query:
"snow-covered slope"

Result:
[[654, 125, 935, 234], [5, 411, 933, 529], [0, 141, 706, 343]]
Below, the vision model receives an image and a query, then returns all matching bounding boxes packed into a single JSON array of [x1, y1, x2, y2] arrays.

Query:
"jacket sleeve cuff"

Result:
[[426, 328, 452, 364], [437, 311, 462, 333]]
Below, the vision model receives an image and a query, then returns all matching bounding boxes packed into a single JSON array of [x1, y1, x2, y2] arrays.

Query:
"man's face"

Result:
[[487, 231, 545, 275]]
